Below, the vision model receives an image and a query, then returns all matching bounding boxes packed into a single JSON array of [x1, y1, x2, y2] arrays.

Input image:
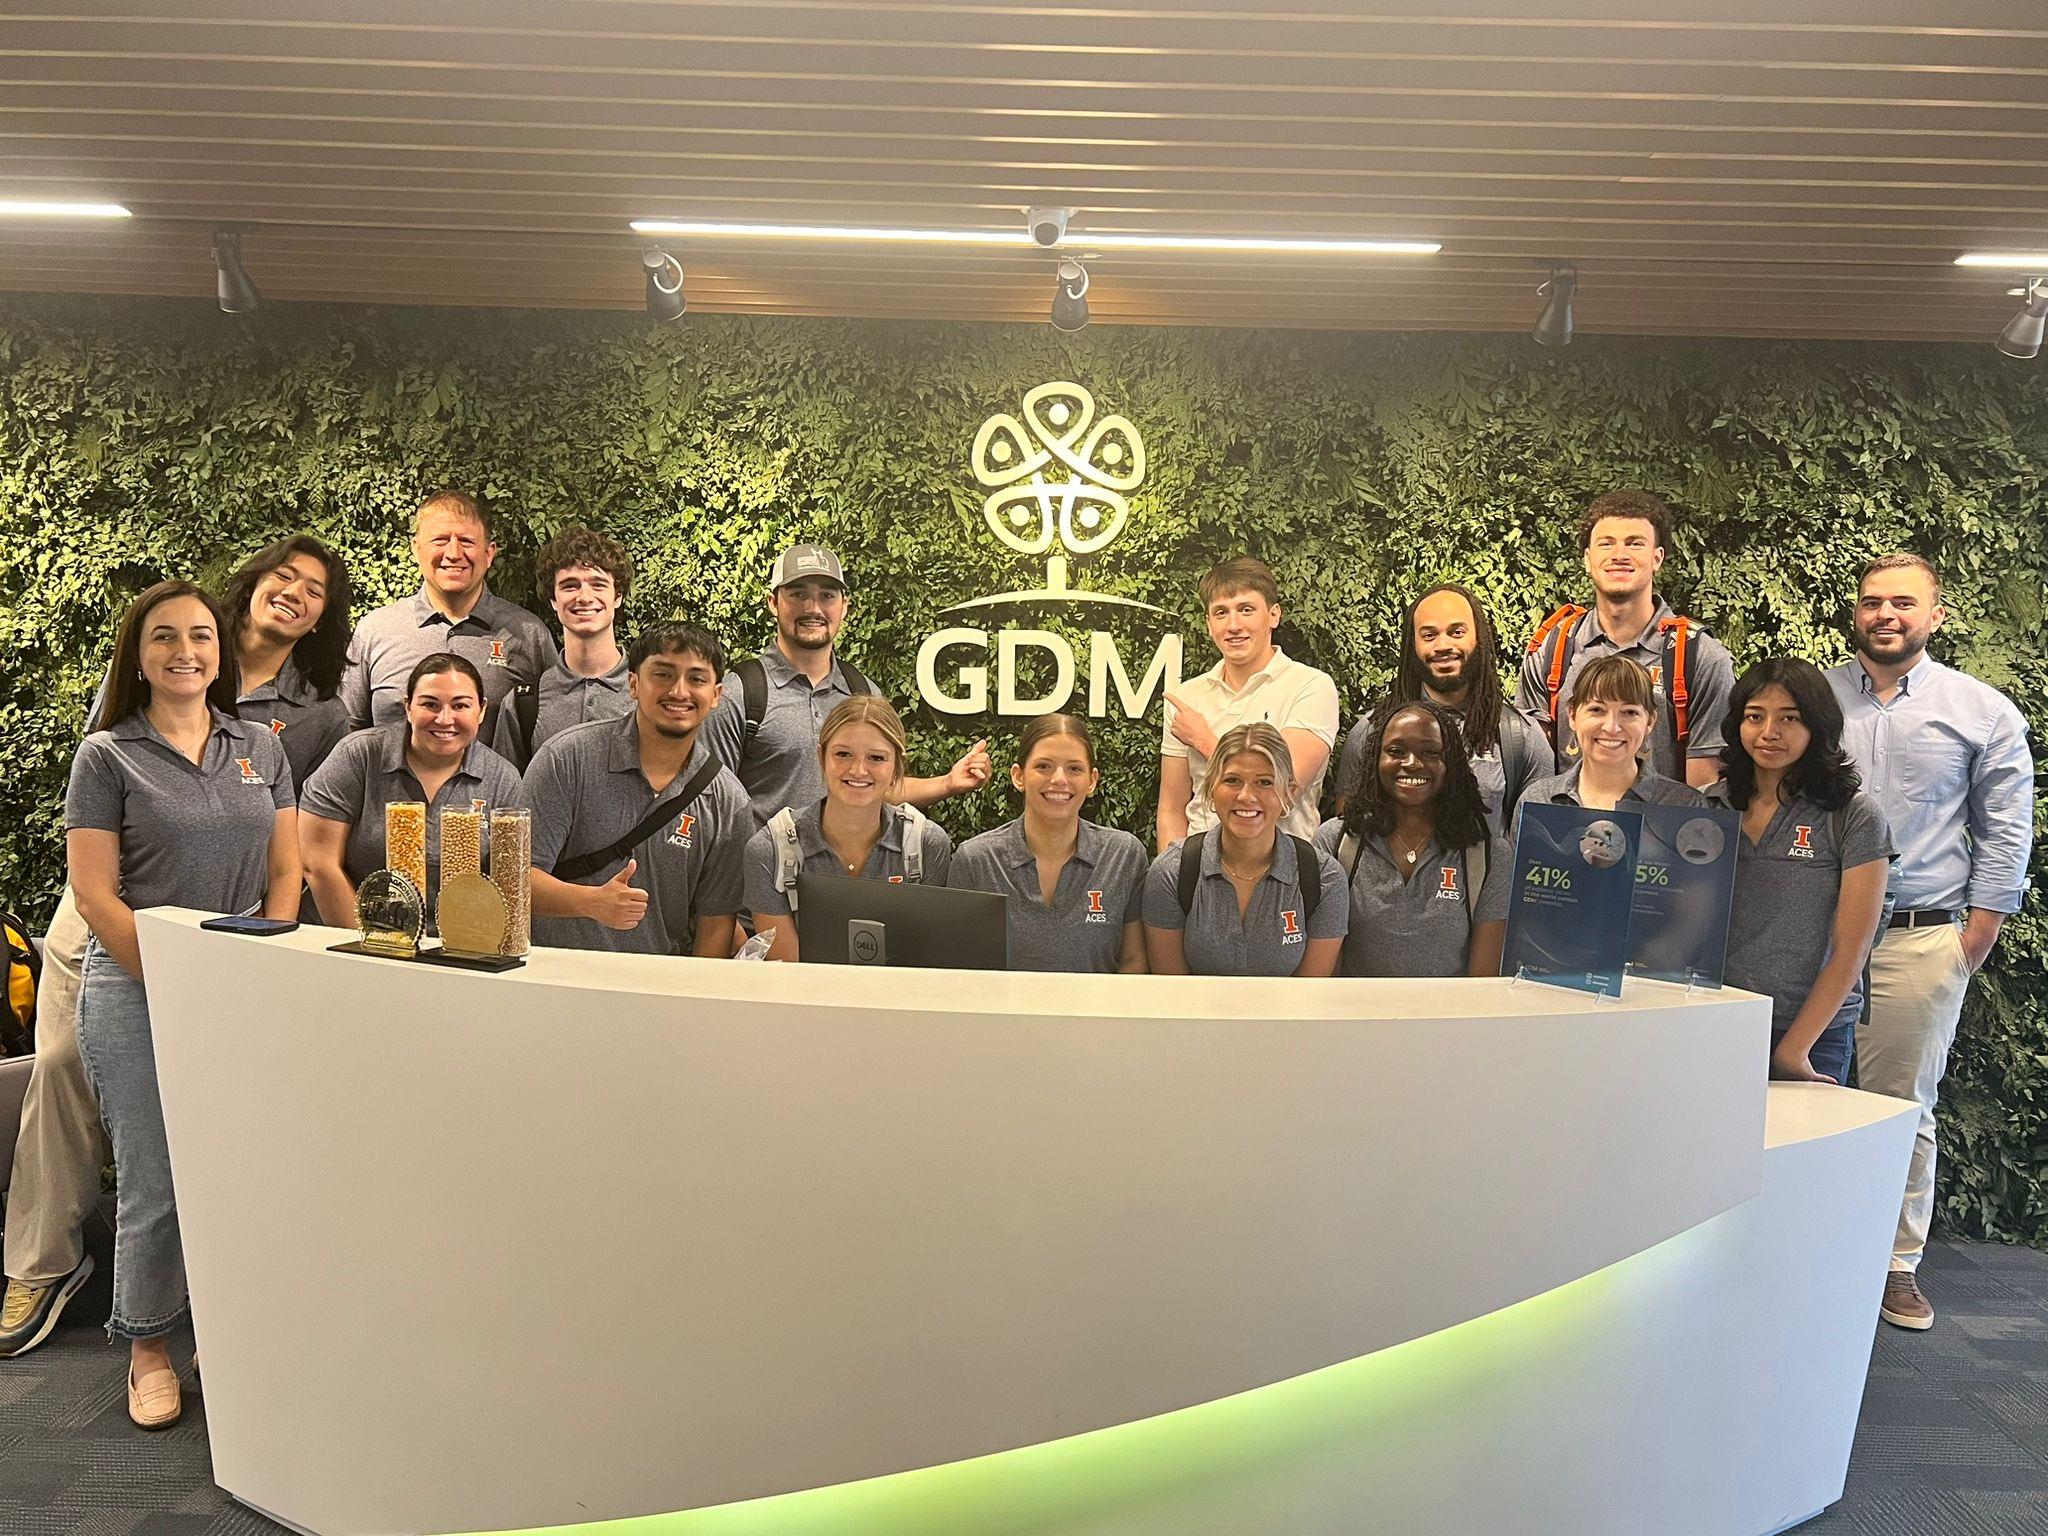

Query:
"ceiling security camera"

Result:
[[1026, 207, 1071, 247]]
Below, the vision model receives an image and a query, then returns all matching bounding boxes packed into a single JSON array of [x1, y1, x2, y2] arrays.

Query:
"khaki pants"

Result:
[[1856, 921, 1974, 1275], [2, 887, 105, 1286]]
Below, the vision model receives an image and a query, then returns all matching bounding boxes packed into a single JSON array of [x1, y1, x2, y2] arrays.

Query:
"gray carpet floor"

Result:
[[2, 1237, 2045, 1535]]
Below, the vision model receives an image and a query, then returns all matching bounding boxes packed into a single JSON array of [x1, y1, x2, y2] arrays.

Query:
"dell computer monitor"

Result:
[[793, 874, 1009, 970]]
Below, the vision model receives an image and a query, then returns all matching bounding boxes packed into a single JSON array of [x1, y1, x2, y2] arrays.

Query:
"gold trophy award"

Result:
[[347, 869, 426, 959], [419, 872, 523, 970]]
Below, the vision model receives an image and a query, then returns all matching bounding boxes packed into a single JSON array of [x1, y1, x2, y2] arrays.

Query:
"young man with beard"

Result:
[[341, 488, 557, 728], [1332, 582, 1551, 828], [515, 623, 751, 957], [2, 534, 353, 1359], [493, 527, 634, 770], [1515, 490, 1733, 789], [1157, 556, 1340, 849], [703, 544, 991, 825], [1827, 554, 2034, 1333]]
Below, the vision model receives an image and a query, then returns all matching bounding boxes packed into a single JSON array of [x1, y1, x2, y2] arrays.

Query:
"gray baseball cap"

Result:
[[767, 544, 847, 592]]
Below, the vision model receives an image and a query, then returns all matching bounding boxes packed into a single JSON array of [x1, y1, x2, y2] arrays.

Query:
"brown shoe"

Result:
[[128, 1363, 183, 1430], [1880, 1272, 1935, 1331]]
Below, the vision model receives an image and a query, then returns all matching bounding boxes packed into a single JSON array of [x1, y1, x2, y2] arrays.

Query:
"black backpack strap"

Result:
[[1175, 830, 1206, 914], [1290, 835, 1322, 924], [1496, 705, 1530, 815], [737, 657, 768, 748], [836, 659, 874, 697], [512, 683, 540, 764], [550, 757, 725, 883]]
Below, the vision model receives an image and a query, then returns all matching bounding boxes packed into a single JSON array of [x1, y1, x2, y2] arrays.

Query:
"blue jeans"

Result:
[[1774, 1016, 1855, 1086], [73, 939, 187, 1340]]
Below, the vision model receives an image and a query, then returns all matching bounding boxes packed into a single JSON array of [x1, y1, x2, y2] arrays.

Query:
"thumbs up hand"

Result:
[[589, 857, 650, 930]]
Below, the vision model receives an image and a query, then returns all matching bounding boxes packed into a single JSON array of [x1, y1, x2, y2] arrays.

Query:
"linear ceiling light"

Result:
[[1955, 252, 2048, 268], [627, 219, 1437, 256], [0, 199, 131, 219]]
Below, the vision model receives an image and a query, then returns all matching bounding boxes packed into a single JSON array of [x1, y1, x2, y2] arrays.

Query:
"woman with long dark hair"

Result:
[[66, 581, 300, 1429], [948, 714, 1148, 973], [1711, 657, 1893, 1084], [1317, 699, 1508, 977]]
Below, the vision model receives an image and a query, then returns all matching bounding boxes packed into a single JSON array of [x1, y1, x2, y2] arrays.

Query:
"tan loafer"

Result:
[[128, 1363, 183, 1430]]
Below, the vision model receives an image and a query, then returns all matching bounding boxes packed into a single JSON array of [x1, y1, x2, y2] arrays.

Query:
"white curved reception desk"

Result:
[[135, 909, 1915, 1536]]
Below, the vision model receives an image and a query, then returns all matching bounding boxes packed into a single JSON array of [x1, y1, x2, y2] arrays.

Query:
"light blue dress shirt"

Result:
[[1826, 656, 2034, 914]]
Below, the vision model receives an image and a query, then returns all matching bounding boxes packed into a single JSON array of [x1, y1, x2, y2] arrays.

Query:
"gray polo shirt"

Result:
[[704, 647, 868, 824], [743, 801, 955, 918], [340, 588, 558, 728], [1313, 817, 1511, 978], [514, 716, 748, 955], [1707, 784, 1894, 1033], [65, 709, 294, 915], [947, 816, 1148, 974], [239, 656, 351, 790], [1519, 764, 1707, 820], [300, 722, 523, 902], [87, 655, 348, 793], [1512, 598, 1734, 780], [1141, 832, 1348, 977], [490, 656, 632, 770], [1333, 703, 1553, 828]]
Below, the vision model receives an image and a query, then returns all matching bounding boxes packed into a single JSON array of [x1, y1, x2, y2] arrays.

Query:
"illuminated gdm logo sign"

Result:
[[916, 382, 1183, 719]]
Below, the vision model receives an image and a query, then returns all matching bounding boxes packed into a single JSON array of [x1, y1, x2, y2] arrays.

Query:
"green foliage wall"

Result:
[[2, 296, 2043, 1241]]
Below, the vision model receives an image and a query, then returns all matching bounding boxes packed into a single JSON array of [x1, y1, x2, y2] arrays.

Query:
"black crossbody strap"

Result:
[[551, 757, 724, 883]]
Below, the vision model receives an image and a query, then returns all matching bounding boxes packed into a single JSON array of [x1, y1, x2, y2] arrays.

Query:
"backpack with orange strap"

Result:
[[1527, 604, 1696, 761]]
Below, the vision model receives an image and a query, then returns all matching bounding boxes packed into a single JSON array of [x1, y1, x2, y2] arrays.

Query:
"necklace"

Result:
[[1220, 855, 1271, 883], [1387, 829, 1432, 867]]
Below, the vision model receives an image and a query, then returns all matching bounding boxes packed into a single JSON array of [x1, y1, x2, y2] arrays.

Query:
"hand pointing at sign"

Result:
[[588, 857, 649, 931], [1162, 690, 1219, 759], [904, 738, 993, 809], [948, 738, 993, 795]]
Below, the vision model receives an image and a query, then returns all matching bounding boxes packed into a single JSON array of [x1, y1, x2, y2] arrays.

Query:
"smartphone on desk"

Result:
[[200, 915, 300, 937]]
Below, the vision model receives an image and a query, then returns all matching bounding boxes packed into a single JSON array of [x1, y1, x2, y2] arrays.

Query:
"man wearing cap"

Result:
[[340, 488, 558, 728], [1827, 553, 2035, 1333], [704, 544, 992, 824]]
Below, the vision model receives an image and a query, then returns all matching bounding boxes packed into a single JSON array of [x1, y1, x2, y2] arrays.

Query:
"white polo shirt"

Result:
[[1161, 646, 1340, 840]]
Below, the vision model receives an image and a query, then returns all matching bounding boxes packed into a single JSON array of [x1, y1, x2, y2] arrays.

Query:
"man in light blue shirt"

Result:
[[1827, 553, 2035, 1333]]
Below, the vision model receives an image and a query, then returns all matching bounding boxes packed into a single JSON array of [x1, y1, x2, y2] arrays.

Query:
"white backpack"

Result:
[[769, 802, 928, 913]]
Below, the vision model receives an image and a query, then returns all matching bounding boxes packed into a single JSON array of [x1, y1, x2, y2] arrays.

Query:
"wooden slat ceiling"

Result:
[[4, 0, 2048, 340]]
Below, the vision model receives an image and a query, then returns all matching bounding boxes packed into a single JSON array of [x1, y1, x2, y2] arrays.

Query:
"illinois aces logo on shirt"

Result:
[[232, 756, 264, 786], [1789, 825, 1816, 860], [486, 636, 510, 667], [1084, 889, 1109, 924], [1435, 866, 1462, 902], [1279, 909, 1303, 945], [267, 718, 287, 736], [667, 812, 696, 850]]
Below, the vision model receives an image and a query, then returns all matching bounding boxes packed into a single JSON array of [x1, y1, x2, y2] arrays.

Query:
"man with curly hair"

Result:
[[493, 526, 635, 770]]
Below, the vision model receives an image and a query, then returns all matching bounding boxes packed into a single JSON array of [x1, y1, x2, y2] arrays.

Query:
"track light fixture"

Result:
[[213, 230, 261, 314], [642, 247, 685, 322], [1050, 257, 1090, 332], [1995, 278, 2046, 359], [1533, 263, 1576, 348]]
